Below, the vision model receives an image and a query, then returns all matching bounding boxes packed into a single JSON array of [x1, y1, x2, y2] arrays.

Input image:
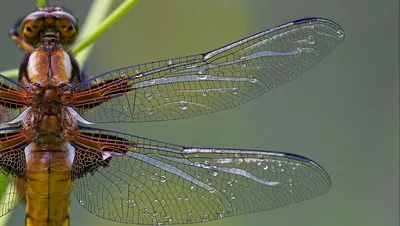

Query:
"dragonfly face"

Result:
[[19, 6, 78, 47], [0, 5, 344, 226]]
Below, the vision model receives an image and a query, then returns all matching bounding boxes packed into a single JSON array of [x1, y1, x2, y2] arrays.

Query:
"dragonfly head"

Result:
[[20, 6, 79, 47]]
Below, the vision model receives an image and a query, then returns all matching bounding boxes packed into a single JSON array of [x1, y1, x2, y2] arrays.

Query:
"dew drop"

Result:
[[197, 73, 208, 80], [248, 76, 257, 83], [197, 66, 208, 80], [179, 100, 188, 110], [212, 172, 218, 177], [308, 22, 315, 29], [149, 79, 156, 85], [123, 106, 129, 111], [239, 63, 247, 68], [160, 176, 167, 182], [202, 90, 208, 96], [296, 47, 303, 53], [238, 56, 248, 68], [134, 69, 143, 78], [186, 64, 198, 69], [145, 92, 153, 100], [167, 59, 174, 66], [307, 36, 315, 44], [147, 108, 153, 115], [337, 30, 344, 38], [232, 88, 238, 95], [79, 200, 84, 205], [218, 88, 226, 93]]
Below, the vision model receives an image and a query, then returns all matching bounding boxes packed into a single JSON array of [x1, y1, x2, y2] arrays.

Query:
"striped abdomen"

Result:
[[25, 141, 74, 226]]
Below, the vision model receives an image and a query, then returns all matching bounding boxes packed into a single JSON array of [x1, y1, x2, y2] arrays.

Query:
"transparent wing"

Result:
[[0, 74, 28, 123], [72, 17, 345, 123], [72, 127, 330, 225], [0, 127, 28, 216]]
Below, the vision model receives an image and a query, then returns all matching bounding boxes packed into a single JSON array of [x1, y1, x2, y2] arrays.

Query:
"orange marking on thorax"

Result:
[[50, 50, 70, 83]]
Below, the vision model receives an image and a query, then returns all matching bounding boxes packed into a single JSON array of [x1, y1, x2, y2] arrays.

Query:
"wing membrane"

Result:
[[0, 74, 28, 123], [72, 17, 344, 123], [0, 127, 28, 216], [72, 127, 330, 224]]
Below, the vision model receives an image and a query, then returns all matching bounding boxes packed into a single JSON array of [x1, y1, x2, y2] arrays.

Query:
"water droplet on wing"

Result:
[[248, 76, 257, 83], [337, 30, 345, 38], [307, 36, 315, 44], [179, 100, 188, 110]]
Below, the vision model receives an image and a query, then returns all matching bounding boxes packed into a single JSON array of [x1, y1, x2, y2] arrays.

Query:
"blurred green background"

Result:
[[0, 0, 398, 226]]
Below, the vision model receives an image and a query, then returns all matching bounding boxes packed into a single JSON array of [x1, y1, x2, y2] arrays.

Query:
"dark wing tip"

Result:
[[293, 17, 345, 39]]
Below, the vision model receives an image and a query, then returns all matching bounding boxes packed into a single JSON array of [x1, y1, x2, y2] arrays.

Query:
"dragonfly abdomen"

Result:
[[25, 142, 74, 226]]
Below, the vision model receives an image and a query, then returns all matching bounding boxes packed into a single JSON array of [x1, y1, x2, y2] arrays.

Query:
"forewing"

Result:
[[0, 74, 28, 123], [72, 17, 344, 123], [0, 127, 28, 216], [72, 127, 330, 224]]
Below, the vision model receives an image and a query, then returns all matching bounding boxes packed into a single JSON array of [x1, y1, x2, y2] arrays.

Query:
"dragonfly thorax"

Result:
[[19, 42, 79, 142]]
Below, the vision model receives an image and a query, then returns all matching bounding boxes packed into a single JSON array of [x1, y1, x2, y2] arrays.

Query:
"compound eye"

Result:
[[22, 20, 43, 41], [55, 19, 77, 44]]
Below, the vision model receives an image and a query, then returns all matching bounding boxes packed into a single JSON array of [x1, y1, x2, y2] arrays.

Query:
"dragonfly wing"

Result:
[[72, 17, 344, 123], [71, 127, 330, 224], [0, 74, 28, 123], [0, 127, 28, 216]]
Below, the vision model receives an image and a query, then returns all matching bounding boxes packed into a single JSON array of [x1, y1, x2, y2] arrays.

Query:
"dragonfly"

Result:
[[0, 6, 344, 226]]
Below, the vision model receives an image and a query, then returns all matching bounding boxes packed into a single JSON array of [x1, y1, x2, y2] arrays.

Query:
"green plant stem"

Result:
[[74, 0, 113, 67], [36, 0, 47, 7], [72, 0, 140, 55], [0, 69, 18, 78]]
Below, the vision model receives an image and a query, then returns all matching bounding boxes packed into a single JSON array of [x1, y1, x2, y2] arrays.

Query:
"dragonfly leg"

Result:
[[9, 27, 34, 53]]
